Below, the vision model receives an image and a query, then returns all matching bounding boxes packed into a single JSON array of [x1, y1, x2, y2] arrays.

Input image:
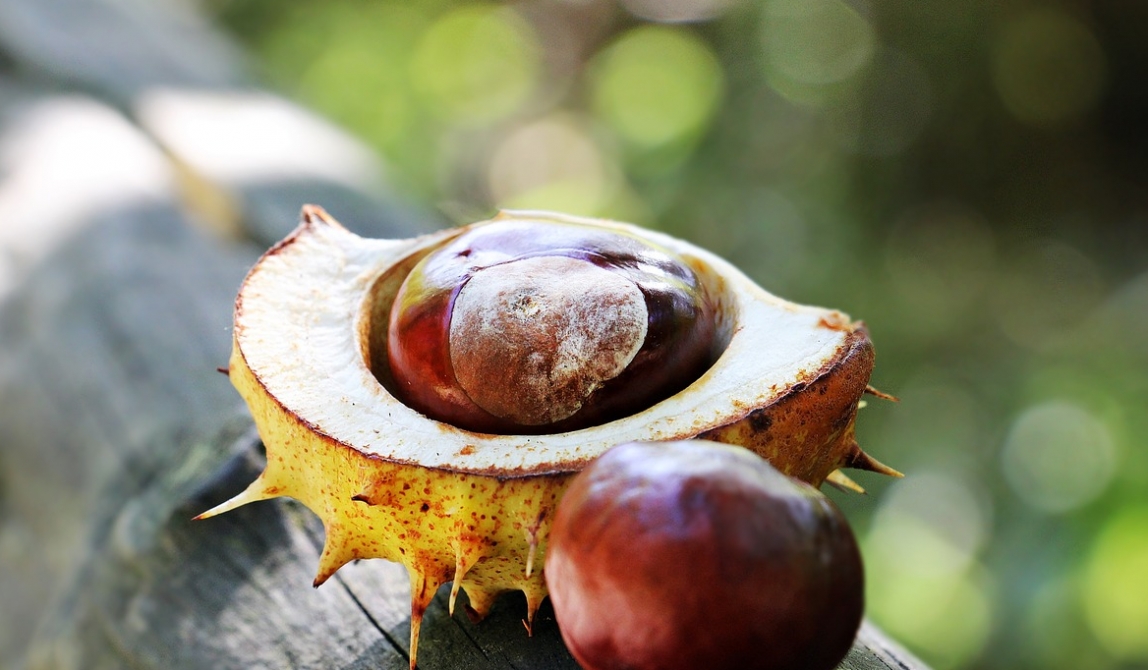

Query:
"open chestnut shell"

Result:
[[545, 439, 865, 670], [197, 206, 898, 669]]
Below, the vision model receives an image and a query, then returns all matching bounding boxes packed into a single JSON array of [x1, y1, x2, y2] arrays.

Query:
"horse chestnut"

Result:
[[545, 440, 864, 670], [387, 218, 717, 434]]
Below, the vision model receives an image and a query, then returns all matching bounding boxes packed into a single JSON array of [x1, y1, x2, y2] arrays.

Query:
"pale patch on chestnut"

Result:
[[450, 256, 648, 425]]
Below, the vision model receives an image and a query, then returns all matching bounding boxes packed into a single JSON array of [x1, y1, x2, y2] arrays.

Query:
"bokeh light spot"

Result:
[[1083, 508, 1148, 660], [761, 0, 875, 102], [410, 6, 540, 126], [1023, 576, 1111, 668], [865, 473, 994, 669], [256, 4, 431, 155], [619, 0, 738, 23], [873, 376, 989, 470], [1002, 401, 1116, 513], [590, 26, 724, 150], [869, 473, 991, 577], [292, 12, 422, 148], [992, 9, 1107, 128], [487, 114, 614, 216]]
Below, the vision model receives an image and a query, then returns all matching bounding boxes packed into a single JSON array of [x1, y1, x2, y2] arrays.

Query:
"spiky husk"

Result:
[[197, 207, 900, 669], [199, 345, 569, 666]]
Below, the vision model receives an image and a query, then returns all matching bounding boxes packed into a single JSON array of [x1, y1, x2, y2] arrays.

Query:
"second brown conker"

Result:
[[544, 439, 865, 670]]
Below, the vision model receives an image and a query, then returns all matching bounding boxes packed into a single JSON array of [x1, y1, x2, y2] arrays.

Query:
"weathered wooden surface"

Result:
[[0, 1, 930, 668]]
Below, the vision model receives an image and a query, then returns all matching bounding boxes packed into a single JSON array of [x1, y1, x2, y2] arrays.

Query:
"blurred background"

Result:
[[200, 2, 1148, 666], [2, 0, 1146, 668]]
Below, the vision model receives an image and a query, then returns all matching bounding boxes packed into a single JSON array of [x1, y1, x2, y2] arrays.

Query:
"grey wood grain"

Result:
[[0, 202, 257, 666]]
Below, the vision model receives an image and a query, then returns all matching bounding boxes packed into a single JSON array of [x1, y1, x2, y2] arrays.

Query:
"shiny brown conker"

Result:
[[387, 219, 718, 434], [544, 440, 864, 670]]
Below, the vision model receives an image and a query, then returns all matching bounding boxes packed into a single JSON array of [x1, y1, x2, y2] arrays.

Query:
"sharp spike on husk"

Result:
[[408, 568, 442, 670], [408, 611, 422, 670], [523, 586, 546, 637], [313, 527, 357, 588], [448, 546, 481, 617], [448, 576, 463, 618], [825, 470, 867, 494], [845, 442, 904, 478], [193, 474, 279, 520], [301, 203, 337, 227], [462, 585, 497, 623], [864, 385, 899, 402]]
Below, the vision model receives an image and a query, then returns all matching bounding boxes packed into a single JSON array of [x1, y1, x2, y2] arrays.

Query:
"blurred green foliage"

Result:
[[205, 0, 1148, 667]]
